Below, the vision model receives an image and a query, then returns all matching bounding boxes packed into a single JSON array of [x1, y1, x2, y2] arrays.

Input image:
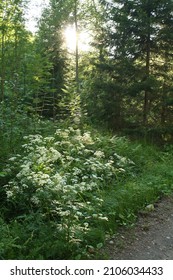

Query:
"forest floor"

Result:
[[103, 195, 173, 260]]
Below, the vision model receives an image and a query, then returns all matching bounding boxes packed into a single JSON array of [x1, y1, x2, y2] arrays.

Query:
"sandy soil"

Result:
[[103, 196, 173, 260]]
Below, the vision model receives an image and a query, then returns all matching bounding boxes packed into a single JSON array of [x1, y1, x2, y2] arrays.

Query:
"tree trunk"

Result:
[[74, 0, 79, 94], [143, 1, 151, 126], [1, 29, 5, 102]]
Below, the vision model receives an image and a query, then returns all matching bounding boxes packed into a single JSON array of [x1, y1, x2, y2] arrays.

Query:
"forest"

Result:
[[0, 0, 173, 259]]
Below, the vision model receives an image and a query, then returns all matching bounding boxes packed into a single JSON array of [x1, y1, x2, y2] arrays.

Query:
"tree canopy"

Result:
[[0, 0, 173, 137]]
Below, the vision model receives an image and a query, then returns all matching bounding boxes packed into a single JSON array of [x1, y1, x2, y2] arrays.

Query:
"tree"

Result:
[[0, 0, 38, 150], [34, 0, 71, 120], [86, 0, 173, 129], [37, 0, 94, 122]]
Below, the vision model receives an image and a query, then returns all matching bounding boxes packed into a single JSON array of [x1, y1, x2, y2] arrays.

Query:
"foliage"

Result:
[[82, 0, 173, 129], [0, 0, 173, 260], [2, 128, 132, 256], [35, 1, 69, 120], [1, 126, 173, 259]]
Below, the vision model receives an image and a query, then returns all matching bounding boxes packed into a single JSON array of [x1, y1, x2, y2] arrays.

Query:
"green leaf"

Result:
[[0, 172, 7, 178]]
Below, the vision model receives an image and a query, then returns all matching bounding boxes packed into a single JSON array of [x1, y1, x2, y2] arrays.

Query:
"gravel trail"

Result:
[[104, 196, 173, 260]]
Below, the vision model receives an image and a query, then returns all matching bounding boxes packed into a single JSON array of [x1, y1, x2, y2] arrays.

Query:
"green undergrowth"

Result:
[[0, 126, 173, 259]]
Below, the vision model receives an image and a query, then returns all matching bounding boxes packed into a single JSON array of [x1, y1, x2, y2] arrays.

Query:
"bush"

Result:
[[2, 126, 173, 259], [2, 127, 136, 258]]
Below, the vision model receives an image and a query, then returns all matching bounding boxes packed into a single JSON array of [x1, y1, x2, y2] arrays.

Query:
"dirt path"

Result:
[[103, 196, 173, 260]]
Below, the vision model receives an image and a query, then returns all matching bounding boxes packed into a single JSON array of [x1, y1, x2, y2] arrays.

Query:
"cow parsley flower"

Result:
[[82, 132, 94, 145], [6, 190, 14, 198], [94, 150, 105, 158]]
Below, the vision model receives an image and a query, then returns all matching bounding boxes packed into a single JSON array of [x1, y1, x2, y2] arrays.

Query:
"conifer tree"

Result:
[[90, 0, 173, 128]]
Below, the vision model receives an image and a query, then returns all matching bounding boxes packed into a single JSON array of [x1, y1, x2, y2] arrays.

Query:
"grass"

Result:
[[0, 122, 173, 259]]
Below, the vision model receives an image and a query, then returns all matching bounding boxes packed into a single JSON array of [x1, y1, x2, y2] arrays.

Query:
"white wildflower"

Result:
[[118, 168, 125, 172], [61, 131, 69, 139], [75, 129, 81, 136], [98, 214, 108, 221], [60, 210, 71, 216], [22, 144, 28, 148], [44, 136, 55, 142], [82, 132, 94, 145], [89, 182, 97, 188], [31, 196, 40, 205], [94, 151, 105, 158], [84, 222, 89, 228], [71, 178, 78, 184], [73, 134, 82, 142], [53, 173, 64, 184], [120, 157, 127, 164], [73, 167, 82, 175], [9, 157, 17, 162], [30, 135, 43, 144], [91, 165, 97, 172], [37, 146, 47, 155], [114, 153, 122, 159], [6, 190, 14, 198], [82, 175, 89, 180], [68, 127, 75, 132], [13, 185, 20, 193], [54, 141, 61, 146], [49, 147, 61, 162], [76, 211, 83, 217], [66, 156, 74, 162], [31, 172, 51, 187]]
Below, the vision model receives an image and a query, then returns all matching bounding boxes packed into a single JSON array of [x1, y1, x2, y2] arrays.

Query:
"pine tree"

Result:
[[90, 0, 173, 128]]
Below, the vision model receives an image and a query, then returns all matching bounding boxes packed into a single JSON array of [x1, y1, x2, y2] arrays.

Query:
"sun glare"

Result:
[[64, 25, 91, 53]]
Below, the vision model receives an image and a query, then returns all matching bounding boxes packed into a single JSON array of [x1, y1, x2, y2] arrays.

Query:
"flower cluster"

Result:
[[4, 127, 135, 245]]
